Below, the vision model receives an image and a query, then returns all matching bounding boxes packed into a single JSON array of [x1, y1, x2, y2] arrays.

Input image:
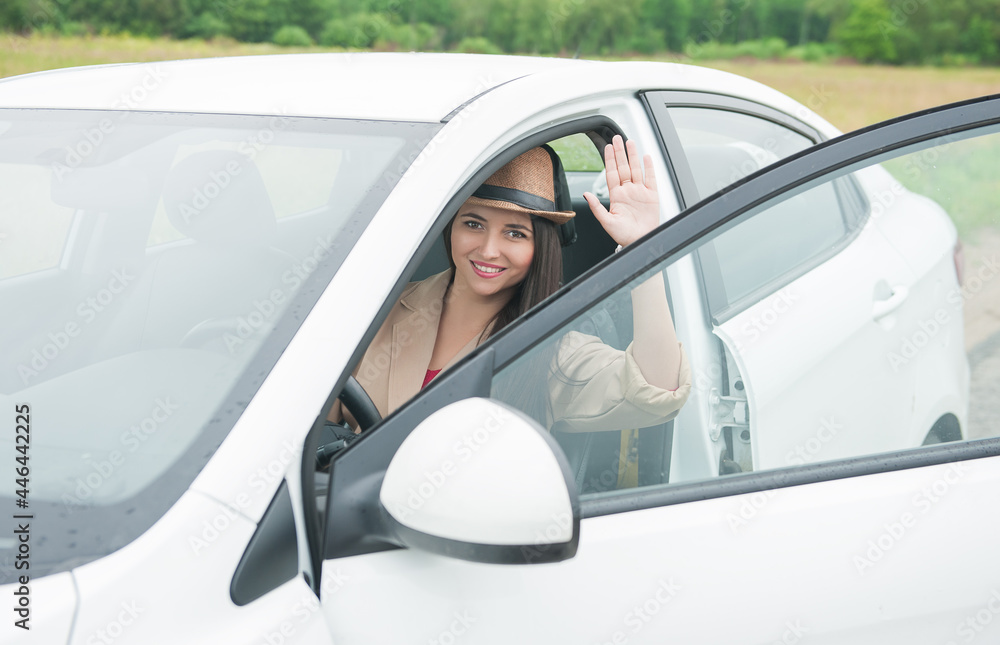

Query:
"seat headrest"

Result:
[[685, 144, 774, 199], [162, 151, 277, 244], [540, 144, 577, 247]]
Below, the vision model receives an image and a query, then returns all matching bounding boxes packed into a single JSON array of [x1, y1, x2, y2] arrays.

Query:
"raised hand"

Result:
[[583, 135, 660, 248]]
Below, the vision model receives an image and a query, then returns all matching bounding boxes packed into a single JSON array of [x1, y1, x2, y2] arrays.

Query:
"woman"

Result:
[[331, 135, 690, 431]]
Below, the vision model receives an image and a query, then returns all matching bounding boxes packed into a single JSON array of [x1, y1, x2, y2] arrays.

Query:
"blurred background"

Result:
[[2, 0, 1000, 132]]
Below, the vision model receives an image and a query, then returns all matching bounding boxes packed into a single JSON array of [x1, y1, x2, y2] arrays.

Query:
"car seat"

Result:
[[97, 150, 295, 355]]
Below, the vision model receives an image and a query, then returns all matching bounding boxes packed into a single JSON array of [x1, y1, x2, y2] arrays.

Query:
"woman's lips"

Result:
[[470, 260, 506, 279]]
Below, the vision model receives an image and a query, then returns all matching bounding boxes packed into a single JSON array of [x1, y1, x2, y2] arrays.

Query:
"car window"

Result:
[[0, 108, 438, 578], [667, 107, 813, 198], [659, 107, 867, 321], [644, 101, 858, 319], [0, 163, 76, 279], [147, 144, 345, 246], [490, 265, 682, 494], [486, 123, 997, 502], [703, 174, 865, 320], [547, 133, 604, 172]]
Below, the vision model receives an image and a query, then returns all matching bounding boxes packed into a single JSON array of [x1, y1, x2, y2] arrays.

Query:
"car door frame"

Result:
[[580, 92, 1000, 517], [313, 94, 1000, 573], [305, 114, 629, 575]]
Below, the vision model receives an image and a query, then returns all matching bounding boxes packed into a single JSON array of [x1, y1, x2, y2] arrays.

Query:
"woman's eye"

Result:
[[507, 230, 528, 240]]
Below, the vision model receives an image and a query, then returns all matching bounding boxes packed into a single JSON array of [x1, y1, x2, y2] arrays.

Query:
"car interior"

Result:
[[327, 128, 678, 495]]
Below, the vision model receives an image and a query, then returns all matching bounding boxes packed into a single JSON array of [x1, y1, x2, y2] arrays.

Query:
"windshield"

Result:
[[0, 109, 439, 577]]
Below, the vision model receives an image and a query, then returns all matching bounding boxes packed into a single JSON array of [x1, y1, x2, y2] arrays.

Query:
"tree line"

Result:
[[3, 0, 1000, 64]]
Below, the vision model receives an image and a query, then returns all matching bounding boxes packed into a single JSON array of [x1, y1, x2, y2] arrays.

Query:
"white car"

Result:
[[0, 53, 992, 645]]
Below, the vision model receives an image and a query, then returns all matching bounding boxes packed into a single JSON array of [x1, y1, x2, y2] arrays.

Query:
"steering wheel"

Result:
[[339, 375, 381, 429], [180, 317, 240, 351], [316, 376, 381, 469]]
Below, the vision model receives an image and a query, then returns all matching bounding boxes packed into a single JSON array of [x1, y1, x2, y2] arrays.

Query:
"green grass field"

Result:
[[4, 34, 1000, 132]]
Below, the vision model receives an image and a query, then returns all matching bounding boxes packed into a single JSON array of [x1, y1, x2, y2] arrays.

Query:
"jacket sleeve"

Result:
[[547, 331, 691, 433]]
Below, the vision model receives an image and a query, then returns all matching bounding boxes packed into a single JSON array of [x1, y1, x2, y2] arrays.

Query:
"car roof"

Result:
[[0, 53, 594, 122], [0, 53, 812, 125]]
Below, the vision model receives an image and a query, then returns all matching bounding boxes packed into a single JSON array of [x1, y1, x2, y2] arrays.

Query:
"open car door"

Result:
[[313, 96, 1000, 644]]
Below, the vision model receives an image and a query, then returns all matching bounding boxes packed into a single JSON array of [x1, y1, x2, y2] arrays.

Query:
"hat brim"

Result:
[[463, 195, 575, 225]]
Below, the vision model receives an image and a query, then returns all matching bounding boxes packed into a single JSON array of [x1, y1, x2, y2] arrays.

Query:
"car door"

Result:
[[644, 91, 923, 475], [314, 96, 999, 644]]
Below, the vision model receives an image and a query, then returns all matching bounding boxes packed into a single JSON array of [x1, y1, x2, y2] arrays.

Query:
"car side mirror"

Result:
[[379, 398, 580, 564]]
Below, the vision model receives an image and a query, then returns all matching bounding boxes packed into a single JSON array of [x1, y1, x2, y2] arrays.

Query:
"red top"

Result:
[[421, 368, 442, 389]]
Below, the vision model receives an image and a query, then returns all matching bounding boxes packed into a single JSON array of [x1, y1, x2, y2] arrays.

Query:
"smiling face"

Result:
[[449, 200, 535, 302]]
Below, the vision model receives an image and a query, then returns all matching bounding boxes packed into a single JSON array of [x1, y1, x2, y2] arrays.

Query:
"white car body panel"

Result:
[[0, 53, 589, 121], [718, 214, 919, 469], [322, 455, 1000, 644], [66, 492, 331, 645], [666, 255, 722, 484]]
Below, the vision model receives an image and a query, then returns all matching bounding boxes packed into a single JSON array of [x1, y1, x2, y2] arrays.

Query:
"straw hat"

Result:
[[465, 147, 576, 224]]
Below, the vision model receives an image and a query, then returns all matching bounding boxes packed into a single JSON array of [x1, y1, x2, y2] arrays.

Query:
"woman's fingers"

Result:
[[626, 138, 643, 185], [583, 191, 609, 220], [606, 135, 653, 191], [642, 153, 656, 191], [603, 143, 620, 188], [613, 135, 631, 184]]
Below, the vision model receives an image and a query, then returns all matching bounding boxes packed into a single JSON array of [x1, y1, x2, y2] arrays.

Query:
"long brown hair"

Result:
[[443, 214, 564, 425]]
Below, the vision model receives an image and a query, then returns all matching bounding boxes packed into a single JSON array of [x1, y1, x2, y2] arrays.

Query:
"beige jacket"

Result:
[[337, 270, 691, 431]]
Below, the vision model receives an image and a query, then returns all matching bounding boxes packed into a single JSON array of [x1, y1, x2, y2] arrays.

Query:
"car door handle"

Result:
[[873, 284, 909, 320]]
